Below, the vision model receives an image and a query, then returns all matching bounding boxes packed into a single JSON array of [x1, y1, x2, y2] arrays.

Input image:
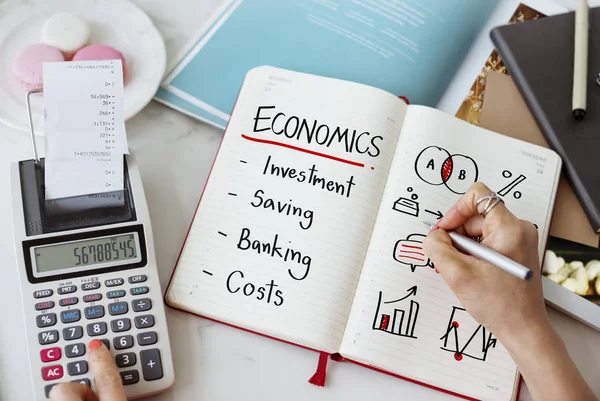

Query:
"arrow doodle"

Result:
[[425, 209, 443, 220]]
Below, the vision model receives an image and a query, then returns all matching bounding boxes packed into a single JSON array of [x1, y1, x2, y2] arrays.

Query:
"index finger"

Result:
[[438, 182, 513, 230], [88, 340, 127, 401]]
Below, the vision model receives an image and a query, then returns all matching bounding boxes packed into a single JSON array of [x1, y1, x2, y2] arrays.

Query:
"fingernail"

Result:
[[429, 225, 440, 234], [88, 339, 102, 351], [435, 267, 440, 274]]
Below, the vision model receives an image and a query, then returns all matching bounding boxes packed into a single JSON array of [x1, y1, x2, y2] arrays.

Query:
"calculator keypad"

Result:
[[32, 274, 168, 397]]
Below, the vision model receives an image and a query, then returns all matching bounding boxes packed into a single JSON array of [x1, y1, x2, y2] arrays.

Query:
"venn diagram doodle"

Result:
[[393, 233, 433, 272], [415, 146, 479, 195]]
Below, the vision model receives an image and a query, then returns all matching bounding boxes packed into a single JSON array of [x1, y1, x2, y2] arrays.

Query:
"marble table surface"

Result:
[[0, 1, 598, 400]]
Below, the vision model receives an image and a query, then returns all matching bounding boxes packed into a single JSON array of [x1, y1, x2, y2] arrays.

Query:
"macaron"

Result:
[[41, 12, 91, 59], [73, 44, 127, 80], [12, 44, 65, 91]]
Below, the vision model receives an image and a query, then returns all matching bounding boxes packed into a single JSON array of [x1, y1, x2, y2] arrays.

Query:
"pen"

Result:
[[422, 221, 532, 281], [572, 0, 589, 121]]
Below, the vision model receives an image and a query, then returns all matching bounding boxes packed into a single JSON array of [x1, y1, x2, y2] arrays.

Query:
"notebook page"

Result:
[[340, 106, 561, 400], [166, 67, 407, 352]]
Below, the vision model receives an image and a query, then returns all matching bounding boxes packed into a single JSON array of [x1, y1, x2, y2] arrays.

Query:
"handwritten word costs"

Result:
[[237, 227, 312, 281], [414, 146, 478, 195], [393, 233, 433, 272], [226, 270, 284, 306]]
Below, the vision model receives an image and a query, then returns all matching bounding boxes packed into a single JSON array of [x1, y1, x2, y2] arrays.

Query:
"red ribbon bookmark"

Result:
[[308, 352, 329, 387]]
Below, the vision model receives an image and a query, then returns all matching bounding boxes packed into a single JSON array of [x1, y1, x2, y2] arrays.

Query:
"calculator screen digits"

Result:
[[34, 234, 139, 273]]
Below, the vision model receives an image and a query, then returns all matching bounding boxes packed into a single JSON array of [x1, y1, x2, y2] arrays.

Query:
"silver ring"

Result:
[[475, 192, 504, 217]]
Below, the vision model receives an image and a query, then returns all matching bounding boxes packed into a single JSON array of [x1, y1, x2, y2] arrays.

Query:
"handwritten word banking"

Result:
[[253, 106, 383, 158], [263, 155, 356, 198]]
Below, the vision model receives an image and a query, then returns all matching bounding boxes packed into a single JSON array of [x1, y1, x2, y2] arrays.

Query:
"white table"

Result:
[[0, 1, 598, 400]]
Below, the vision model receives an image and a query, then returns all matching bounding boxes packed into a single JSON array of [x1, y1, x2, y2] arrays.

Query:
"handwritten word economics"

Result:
[[253, 106, 383, 158]]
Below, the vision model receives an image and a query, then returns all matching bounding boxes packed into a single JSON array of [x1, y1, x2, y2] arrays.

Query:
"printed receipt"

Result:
[[43, 60, 128, 200]]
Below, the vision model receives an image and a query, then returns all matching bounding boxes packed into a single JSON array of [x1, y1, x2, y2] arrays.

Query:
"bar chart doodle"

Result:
[[393, 233, 434, 272], [440, 306, 497, 362], [372, 287, 419, 339]]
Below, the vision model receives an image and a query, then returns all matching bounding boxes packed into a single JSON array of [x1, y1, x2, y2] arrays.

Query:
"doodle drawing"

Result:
[[440, 306, 497, 362], [393, 233, 434, 272], [372, 287, 419, 339], [414, 145, 479, 194], [392, 187, 420, 217], [498, 170, 527, 199]]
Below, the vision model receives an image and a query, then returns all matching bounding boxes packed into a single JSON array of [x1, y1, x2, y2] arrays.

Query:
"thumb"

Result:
[[424, 229, 476, 290]]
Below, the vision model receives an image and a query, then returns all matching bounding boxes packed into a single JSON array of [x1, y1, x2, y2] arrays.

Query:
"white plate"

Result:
[[0, 0, 166, 135]]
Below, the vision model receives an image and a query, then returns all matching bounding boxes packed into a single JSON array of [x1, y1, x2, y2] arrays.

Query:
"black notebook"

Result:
[[491, 8, 600, 232]]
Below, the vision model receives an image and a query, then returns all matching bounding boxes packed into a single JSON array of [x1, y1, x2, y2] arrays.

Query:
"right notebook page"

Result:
[[340, 106, 562, 401]]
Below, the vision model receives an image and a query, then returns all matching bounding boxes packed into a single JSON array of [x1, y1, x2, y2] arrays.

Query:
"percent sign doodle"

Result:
[[498, 170, 527, 199]]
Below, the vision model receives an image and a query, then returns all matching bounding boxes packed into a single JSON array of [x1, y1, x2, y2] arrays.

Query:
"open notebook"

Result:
[[165, 66, 561, 401]]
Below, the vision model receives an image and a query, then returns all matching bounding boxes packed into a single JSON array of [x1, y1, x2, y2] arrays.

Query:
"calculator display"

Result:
[[34, 234, 139, 273]]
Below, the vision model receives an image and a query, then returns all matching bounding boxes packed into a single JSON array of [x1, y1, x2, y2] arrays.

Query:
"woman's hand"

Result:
[[423, 182, 548, 343], [49, 339, 127, 401], [424, 182, 596, 401]]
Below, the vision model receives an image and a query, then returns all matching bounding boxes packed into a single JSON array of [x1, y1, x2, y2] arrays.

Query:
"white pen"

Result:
[[572, 0, 589, 120], [422, 221, 532, 281]]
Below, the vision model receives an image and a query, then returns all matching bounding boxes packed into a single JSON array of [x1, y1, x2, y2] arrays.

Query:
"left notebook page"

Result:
[[166, 67, 407, 352]]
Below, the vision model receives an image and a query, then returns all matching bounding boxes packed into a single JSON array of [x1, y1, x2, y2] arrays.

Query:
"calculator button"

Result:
[[63, 326, 83, 341], [140, 349, 163, 381], [67, 361, 88, 376], [84, 305, 104, 319], [35, 301, 55, 311], [137, 331, 158, 346], [116, 352, 136, 367], [40, 347, 61, 362], [106, 290, 126, 299], [114, 335, 134, 350], [42, 365, 63, 381], [105, 278, 124, 287], [111, 318, 131, 333], [37, 313, 57, 328], [108, 302, 128, 316], [58, 285, 77, 295], [120, 370, 139, 385], [59, 297, 79, 307], [65, 343, 86, 358], [81, 282, 101, 291], [87, 322, 107, 336], [44, 383, 59, 398], [39, 330, 59, 345], [100, 339, 110, 350], [34, 289, 53, 299], [82, 293, 102, 303], [134, 315, 154, 329], [130, 286, 149, 296], [60, 309, 81, 324], [132, 298, 152, 312], [128, 275, 147, 284], [71, 378, 91, 387]]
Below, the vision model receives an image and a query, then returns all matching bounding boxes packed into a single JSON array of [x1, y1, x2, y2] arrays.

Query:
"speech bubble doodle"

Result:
[[393, 233, 434, 272]]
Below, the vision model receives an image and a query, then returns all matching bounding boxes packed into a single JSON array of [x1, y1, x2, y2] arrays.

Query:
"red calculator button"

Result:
[[40, 347, 61, 362], [41, 365, 63, 381]]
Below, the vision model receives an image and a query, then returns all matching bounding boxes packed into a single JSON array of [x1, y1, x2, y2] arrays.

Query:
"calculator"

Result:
[[10, 155, 175, 400]]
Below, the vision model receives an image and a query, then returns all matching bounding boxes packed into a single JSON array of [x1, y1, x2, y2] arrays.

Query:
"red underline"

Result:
[[241, 134, 365, 167]]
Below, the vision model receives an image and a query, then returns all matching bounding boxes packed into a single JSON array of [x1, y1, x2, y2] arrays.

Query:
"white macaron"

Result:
[[41, 12, 91, 59]]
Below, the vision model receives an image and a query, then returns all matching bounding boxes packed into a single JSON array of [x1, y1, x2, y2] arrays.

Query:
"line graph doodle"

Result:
[[440, 306, 497, 361], [372, 287, 419, 339], [414, 146, 479, 194], [393, 233, 434, 272]]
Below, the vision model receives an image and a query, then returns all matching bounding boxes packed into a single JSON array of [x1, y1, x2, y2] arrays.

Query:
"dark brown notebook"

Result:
[[491, 8, 600, 232]]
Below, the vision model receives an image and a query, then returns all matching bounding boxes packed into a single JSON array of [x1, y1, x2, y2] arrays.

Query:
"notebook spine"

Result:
[[491, 28, 600, 232]]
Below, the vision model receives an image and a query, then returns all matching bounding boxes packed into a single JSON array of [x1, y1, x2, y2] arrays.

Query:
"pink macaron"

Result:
[[12, 44, 65, 91], [72, 44, 127, 80]]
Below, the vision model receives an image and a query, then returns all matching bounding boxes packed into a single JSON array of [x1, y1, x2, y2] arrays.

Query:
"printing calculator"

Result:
[[10, 102, 174, 399]]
